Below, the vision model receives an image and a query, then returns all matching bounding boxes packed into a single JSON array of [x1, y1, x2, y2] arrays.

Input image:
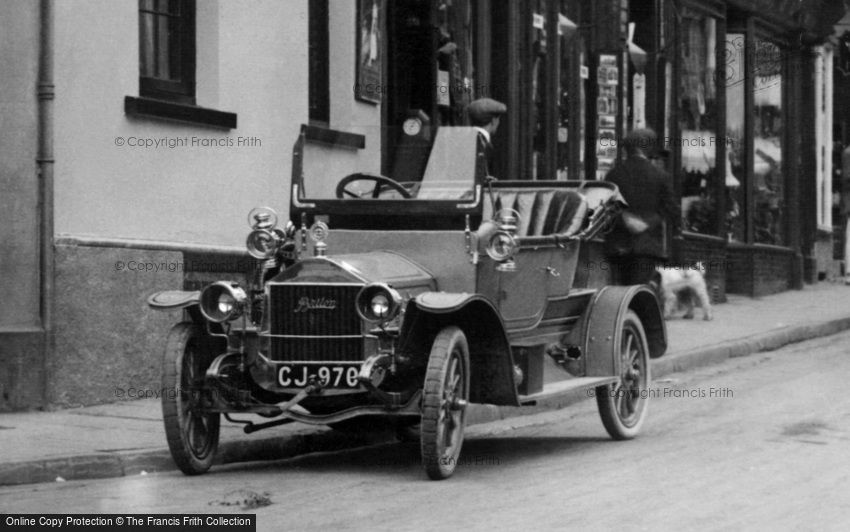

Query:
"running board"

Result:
[[518, 376, 619, 406]]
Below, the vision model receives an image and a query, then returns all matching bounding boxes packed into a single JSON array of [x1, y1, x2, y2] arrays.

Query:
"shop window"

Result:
[[531, 1, 548, 179], [557, 1, 582, 180], [725, 33, 746, 241], [627, 0, 653, 132], [139, 0, 195, 104], [628, 0, 663, 173], [577, 42, 587, 179], [309, 0, 329, 124], [435, 0, 475, 126], [383, 0, 481, 176], [752, 38, 784, 245], [678, 8, 717, 235]]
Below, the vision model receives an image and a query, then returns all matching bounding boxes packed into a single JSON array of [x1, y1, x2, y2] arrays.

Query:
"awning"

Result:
[[558, 13, 576, 39], [629, 42, 647, 73], [627, 23, 647, 73]]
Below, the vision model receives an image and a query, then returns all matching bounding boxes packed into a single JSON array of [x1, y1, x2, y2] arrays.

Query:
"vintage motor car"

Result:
[[148, 125, 667, 480]]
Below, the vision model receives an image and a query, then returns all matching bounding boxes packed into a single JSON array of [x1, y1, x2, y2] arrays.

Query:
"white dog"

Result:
[[651, 262, 713, 321]]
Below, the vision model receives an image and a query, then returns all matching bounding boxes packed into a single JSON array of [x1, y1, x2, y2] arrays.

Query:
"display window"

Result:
[[725, 32, 746, 241], [678, 7, 719, 235], [752, 38, 784, 245]]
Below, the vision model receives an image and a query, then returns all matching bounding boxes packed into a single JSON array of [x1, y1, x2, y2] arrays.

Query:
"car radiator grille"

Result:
[[266, 283, 363, 361]]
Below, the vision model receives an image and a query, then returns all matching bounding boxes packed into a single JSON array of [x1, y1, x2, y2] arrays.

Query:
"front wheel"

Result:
[[596, 310, 650, 440], [420, 326, 470, 480], [161, 322, 221, 475]]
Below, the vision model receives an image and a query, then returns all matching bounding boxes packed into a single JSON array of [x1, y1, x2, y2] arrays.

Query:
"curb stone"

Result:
[[0, 429, 388, 487], [3, 316, 850, 487], [653, 317, 850, 378]]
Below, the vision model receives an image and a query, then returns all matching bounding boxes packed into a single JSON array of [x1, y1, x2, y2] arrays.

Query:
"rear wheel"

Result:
[[162, 322, 221, 475], [420, 326, 469, 480], [596, 311, 650, 439]]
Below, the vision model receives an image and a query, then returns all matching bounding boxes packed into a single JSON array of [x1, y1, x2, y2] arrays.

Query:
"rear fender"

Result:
[[399, 292, 519, 406], [582, 285, 667, 377]]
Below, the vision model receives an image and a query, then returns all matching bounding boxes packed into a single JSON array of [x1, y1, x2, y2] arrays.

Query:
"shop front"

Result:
[[623, 0, 841, 297], [377, 0, 593, 185], [369, 0, 842, 297]]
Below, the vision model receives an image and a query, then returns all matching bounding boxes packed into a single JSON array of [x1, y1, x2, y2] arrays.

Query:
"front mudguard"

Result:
[[399, 292, 520, 406], [147, 290, 200, 310], [580, 285, 667, 378], [147, 290, 225, 334]]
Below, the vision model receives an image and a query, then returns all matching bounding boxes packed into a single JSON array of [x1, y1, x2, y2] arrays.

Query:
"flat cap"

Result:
[[467, 97, 507, 125]]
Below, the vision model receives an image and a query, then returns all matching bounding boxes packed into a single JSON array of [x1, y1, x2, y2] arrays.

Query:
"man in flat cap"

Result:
[[467, 97, 507, 177], [604, 127, 679, 285]]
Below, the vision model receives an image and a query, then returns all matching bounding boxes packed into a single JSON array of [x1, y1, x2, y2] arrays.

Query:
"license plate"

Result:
[[278, 363, 361, 389]]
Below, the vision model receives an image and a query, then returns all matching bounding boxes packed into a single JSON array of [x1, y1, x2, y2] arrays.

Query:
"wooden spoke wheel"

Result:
[[161, 322, 221, 475], [596, 311, 650, 440], [420, 327, 470, 480]]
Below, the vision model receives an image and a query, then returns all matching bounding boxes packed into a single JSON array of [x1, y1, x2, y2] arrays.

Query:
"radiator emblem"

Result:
[[294, 296, 337, 313]]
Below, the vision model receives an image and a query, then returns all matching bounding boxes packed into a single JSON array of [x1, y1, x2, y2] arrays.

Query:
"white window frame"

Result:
[[815, 45, 834, 231]]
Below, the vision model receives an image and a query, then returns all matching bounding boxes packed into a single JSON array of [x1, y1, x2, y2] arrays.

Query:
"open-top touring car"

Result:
[[148, 125, 667, 480]]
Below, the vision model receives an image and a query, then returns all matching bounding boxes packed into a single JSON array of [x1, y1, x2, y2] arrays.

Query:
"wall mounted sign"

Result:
[[533, 13, 545, 29]]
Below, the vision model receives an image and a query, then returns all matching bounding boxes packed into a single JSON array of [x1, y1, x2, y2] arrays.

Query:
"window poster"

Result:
[[436, 69, 450, 107], [596, 54, 619, 178], [355, 0, 384, 104], [633, 73, 646, 129]]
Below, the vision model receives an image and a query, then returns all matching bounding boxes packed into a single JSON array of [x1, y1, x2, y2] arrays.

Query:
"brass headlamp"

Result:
[[486, 208, 520, 271]]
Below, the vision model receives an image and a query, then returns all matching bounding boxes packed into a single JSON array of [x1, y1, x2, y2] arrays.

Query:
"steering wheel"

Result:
[[335, 173, 412, 199]]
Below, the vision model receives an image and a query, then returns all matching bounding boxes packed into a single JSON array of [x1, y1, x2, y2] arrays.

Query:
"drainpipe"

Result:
[[38, 0, 55, 408]]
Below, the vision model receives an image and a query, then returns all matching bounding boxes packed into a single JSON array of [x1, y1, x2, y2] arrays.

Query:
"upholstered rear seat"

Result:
[[482, 188, 588, 238]]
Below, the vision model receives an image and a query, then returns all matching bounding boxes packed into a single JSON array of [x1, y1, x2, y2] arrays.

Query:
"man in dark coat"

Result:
[[467, 97, 506, 177], [604, 128, 679, 285]]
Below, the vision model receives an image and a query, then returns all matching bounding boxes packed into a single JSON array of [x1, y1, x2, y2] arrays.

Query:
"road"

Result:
[[2, 331, 850, 531]]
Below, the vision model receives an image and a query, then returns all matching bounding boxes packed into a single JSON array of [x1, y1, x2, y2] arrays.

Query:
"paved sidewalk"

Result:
[[2, 283, 849, 486]]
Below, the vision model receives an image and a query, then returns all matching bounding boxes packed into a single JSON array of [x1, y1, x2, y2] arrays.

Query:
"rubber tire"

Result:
[[596, 310, 651, 440], [162, 322, 221, 475], [420, 326, 470, 480]]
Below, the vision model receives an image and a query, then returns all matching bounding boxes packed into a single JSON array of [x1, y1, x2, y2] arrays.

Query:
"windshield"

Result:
[[297, 126, 481, 202]]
